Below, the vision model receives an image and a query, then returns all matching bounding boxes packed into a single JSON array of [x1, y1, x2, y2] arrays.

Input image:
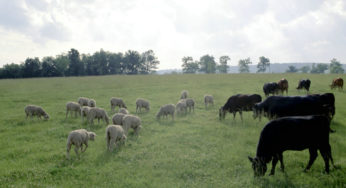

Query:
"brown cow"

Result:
[[330, 78, 343, 90], [277, 78, 288, 94]]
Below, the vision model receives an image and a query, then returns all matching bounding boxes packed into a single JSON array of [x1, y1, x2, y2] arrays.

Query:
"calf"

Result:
[[277, 78, 288, 95], [297, 79, 311, 92], [248, 115, 335, 176], [219, 94, 262, 120], [330, 77, 343, 90], [263, 82, 279, 97]]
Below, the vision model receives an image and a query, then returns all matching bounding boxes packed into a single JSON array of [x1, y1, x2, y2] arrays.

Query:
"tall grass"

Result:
[[0, 73, 345, 187]]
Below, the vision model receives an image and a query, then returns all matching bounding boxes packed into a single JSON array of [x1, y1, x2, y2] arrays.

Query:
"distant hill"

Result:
[[157, 63, 346, 74]]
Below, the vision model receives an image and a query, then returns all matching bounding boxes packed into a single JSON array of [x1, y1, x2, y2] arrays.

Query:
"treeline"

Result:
[[0, 48, 160, 79], [181, 55, 344, 74]]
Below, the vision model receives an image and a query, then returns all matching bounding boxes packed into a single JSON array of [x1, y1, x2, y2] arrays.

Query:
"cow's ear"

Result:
[[248, 156, 254, 163]]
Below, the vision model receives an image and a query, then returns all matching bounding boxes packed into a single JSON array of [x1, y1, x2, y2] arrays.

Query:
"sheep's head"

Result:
[[248, 156, 267, 177], [44, 113, 50, 120], [121, 135, 127, 142], [88, 132, 96, 141]]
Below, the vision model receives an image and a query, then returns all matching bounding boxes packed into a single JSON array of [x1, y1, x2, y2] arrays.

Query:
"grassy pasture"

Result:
[[0, 73, 345, 187]]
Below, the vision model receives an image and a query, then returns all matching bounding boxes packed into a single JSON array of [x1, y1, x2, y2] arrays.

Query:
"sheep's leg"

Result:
[[74, 111, 77, 118], [305, 148, 318, 172], [270, 155, 279, 175], [66, 143, 72, 159], [107, 137, 111, 151], [136, 106, 138, 113], [82, 143, 88, 153], [110, 138, 116, 151], [74, 146, 80, 158]]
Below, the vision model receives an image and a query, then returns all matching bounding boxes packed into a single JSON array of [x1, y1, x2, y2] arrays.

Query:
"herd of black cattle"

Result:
[[218, 77, 343, 177]]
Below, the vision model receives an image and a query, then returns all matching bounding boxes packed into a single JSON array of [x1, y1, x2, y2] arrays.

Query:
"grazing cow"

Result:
[[263, 82, 279, 97], [219, 94, 262, 120], [248, 115, 335, 177], [253, 93, 335, 120], [330, 77, 343, 90], [297, 79, 311, 92], [277, 78, 289, 94]]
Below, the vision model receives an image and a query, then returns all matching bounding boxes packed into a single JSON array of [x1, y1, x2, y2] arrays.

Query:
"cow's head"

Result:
[[248, 156, 267, 177], [219, 107, 226, 120]]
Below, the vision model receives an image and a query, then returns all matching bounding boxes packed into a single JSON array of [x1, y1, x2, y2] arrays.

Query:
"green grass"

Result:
[[0, 73, 345, 187]]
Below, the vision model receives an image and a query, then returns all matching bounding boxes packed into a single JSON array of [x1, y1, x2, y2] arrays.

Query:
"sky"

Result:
[[0, 0, 346, 70]]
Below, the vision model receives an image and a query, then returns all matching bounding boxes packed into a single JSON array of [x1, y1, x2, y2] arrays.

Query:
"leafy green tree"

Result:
[[286, 65, 298, 73], [256, 56, 270, 73], [0, 63, 23, 78], [217, 56, 230, 73], [329, 58, 344, 74], [67, 48, 84, 76], [41, 56, 59, 77], [310, 63, 328, 74], [300, 66, 310, 73], [140, 50, 160, 74], [199, 55, 216, 74], [238, 58, 252, 73], [108, 52, 123, 74], [55, 54, 69, 76], [23, 57, 41, 78], [182, 56, 199, 74], [124, 50, 141, 74]]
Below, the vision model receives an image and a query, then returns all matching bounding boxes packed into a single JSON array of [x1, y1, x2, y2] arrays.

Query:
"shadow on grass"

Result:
[[254, 174, 298, 188]]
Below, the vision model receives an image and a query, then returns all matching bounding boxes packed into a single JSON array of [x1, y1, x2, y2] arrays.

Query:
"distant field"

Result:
[[0, 73, 345, 187]]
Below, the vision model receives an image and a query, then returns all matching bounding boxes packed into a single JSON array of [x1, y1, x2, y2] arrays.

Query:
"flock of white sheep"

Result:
[[24, 91, 214, 159]]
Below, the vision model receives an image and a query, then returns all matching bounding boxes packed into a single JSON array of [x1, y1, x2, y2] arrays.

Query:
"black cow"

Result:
[[253, 93, 335, 120], [248, 115, 335, 176], [297, 79, 311, 92], [263, 82, 279, 97], [219, 94, 262, 120]]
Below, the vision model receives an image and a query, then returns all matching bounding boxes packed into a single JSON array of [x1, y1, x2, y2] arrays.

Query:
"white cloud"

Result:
[[1, 0, 346, 69]]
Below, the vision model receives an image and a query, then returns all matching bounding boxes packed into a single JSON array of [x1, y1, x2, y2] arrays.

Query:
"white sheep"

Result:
[[184, 98, 195, 112], [106, 125, 127, 152], [204, 95, 214, 108], [118, 108, 129, 114], [122, 114, 142, 135], [136, 98, 150, 113], [66, 129, 96, 159], [112, 113, 126, 125], [110, 97, 127, 112], [81, 106, 91, 122], [66, 102, 81, 118], [156, 104, 175, 120], [180, 90, 188, 99], [88, 99, 96, 107], [176, 100, 187, 115], [87, 107, 109, 125], [25, 105, 49, 120], [78, 97, 90, 106]]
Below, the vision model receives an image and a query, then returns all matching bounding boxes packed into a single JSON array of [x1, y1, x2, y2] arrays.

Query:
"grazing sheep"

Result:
[[156, 104, 175, 120], [25, 105, 49, 120], [122, 115, 142, 135], [81, 106, 91, 122], [78, 97, 90, 106], [106, 125, 127, 152], [66, 129, 96, 159], [112, 113, 126, 125], [136, 98, 150, 113], [88, 107, 109, 125], [88, 99, 96, 107], [119, 108, 129, 114], [204, 95, 214, 108], [110, 97, 127, 112], [184, 98, 195, 112], [176, 100, 187, 115], [66, 102, 81, 118], [180, 90, 188, 99]]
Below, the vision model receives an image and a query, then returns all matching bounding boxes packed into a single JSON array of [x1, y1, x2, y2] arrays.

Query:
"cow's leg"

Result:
[[320, 148, 330, 173], [270, 155, 279, 175], [305, 148, 318, 172], [239, 111, 243, 121], [232, 112, 236, 120], [278, 152, 285, 172]]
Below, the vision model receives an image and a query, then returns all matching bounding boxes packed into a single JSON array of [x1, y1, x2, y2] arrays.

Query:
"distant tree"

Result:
[[329, 58, 344, 74], [123, 50, 141, 74], [108, 52, 123, 74], [67, 48, 84, 76], [182, 56, 199, 74], [310, 63, 328, 74], [300, 66, 310, 73], [217, 56, 230, 73], [23, 57, 41, 78], [256, 56, 270, 73], [286, 65, 298, 73], [199, 55, 216, 74], [55, 54, 69, 76], [140, 50, 160, 74], [238, 58, 252, 73], [0, 63, 23, 78], [41, 56, 59, 77]]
